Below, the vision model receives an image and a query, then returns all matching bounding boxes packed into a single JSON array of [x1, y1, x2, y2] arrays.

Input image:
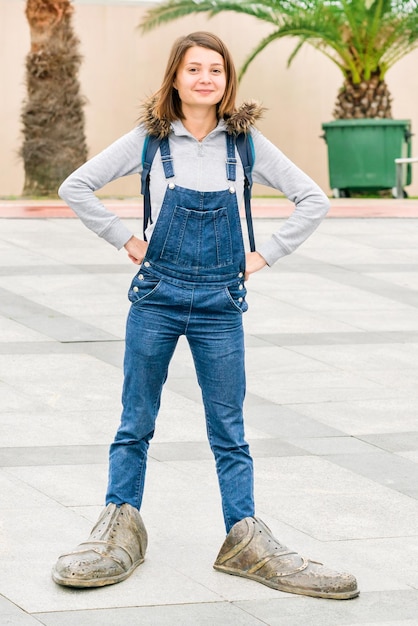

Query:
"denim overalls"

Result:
[[106, 133, 255, 532]]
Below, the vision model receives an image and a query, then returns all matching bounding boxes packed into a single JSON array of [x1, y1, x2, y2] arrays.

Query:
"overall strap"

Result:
[[226, 133, 237, 181], [159, 137, 175, 179], [235, 132, 256, 252]]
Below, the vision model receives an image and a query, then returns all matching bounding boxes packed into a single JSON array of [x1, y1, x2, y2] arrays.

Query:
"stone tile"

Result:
[[331, 536, 418, 590], [0, 341, 67, 356], [236, 590, 418, 626], [251, 456, 418, 540], [294, 533, 409, 594], [348, 619, 417, 626], [292, 397, 418, 435], [0, 244, 59, 269], [290, 342, 418, 371], [149, 438, 306, 461], [0, 275, 129, 319], [0, 317, 54, 343], [398, 451, 418, 463], [246, 368, 397, 404], [244, 404, 345, 438], [149, 441, 213, 461], [5, 464, 108, 507], [243, 390, 274, 408], [0, 445, 108, 467], [165, 375, 203, 403], [331, 308, 418, 332], [0, 288, 118, 342], [247, 438, 306, 458], [35, 603, 266, 626], [358, 432, 418, 453], [0, 381, 52, 414], [244, 343, 331, 374], [254, 330, 400, 346], [361, 368, 418, 390], [284, 436, 378, 456], [0, 354, 123, 413], [366, 270, 418, 291], [73, 314, 126, 339], [244, 296, 360, 334], [153, 395, 214, 443], [0, 409, 117, 447], [0, 595, 45, 626], [0, 468, 54, 508], [271, 277, 408, 313], [323, 451, 418, 499], [15, 313, 118, 343]]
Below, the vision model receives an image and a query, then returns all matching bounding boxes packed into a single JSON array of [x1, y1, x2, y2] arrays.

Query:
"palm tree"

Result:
[[20, 0, 87, 196], [140, 0, 418, 119]]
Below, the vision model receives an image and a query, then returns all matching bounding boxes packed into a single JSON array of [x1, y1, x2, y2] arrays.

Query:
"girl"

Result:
[[52, 31, 358, 600]]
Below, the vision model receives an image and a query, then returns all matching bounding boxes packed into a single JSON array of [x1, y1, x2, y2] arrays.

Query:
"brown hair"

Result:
[[153, 31, 237, 122]]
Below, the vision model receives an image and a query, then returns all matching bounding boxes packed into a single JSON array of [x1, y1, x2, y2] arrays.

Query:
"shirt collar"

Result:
[[171, 118, 227, 138]]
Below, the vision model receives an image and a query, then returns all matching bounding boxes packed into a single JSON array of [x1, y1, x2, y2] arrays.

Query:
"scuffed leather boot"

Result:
[[52, 503, 147, 588], [214, 517, 359, 600]]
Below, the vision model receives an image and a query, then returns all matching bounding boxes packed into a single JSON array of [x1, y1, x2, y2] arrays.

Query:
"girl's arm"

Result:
[[250, 128, 330, 267]]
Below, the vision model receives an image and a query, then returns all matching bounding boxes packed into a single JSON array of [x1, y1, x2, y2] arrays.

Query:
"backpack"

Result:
[[140, 133, 256, 251]]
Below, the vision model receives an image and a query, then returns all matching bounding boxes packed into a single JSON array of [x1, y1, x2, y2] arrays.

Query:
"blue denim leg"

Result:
[[106, 278, 187, 508], [106, 274, 254, 531], [186, 286, 255, 532]]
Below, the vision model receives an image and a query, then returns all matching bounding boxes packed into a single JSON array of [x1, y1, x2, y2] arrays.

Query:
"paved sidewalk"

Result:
[[1, 200, 418, 625]]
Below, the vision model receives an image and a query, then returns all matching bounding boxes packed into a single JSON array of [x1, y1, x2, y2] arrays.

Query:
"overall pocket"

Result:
[[160, 206, 233, 269], [128, 269, 162, 305], [225, 282, 248, 313]]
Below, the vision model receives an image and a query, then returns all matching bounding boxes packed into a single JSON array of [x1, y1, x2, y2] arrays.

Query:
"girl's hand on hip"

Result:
[[124, 236, 148, 265], [245, 251, 267, 280]]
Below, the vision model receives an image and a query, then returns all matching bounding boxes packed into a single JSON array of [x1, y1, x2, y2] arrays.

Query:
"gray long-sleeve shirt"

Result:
[[58, 118, 330, 266]]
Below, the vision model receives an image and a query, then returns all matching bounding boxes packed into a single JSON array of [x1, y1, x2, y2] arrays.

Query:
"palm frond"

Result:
[[238, 30, 282, 79], [140, 0, 418, 87], [141, 0, 282, 32]]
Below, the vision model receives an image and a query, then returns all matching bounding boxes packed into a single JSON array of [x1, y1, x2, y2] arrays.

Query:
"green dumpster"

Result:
[[321, 119, 412, 197]]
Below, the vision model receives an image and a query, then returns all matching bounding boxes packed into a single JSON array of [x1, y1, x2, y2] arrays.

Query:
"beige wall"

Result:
[[1, 0, 418, 197]]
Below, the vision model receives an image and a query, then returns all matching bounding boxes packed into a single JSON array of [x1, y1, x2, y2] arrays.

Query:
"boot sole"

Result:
[[213, 564, 360, 600], [52, 557, 144, 588]]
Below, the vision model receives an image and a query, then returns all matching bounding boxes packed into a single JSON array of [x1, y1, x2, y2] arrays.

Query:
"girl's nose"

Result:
[[199, 72, 211, 83]]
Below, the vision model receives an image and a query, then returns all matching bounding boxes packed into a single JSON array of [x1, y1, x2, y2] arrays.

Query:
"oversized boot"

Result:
[[214, 517, 359, 600], [52, 503, 147, 588]]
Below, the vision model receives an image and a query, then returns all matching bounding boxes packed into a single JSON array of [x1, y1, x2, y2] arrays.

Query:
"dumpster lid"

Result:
[[322, 119, 411, 129]]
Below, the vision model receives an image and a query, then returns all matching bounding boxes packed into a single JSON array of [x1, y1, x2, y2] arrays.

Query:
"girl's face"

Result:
[[173, 46, 227, 113]]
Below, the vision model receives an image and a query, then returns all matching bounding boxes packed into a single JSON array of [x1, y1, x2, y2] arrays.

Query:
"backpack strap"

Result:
[[236, 132, 256, 252], [140, 134, 161, 241]]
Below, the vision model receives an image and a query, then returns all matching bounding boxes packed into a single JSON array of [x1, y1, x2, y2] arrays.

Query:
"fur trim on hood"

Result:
[[139, 97, 265, 138]]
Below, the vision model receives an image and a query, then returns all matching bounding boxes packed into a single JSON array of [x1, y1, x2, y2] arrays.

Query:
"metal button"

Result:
[[238, 297, 243, 303], [144, 261, 150, 267], [229, 186, 235, 194], [138, 274, 144, 280], [133, 286, 139, 292], [168, 182, 175, 190], [238, 272, 243, 278], [239, 284, 244, 290]]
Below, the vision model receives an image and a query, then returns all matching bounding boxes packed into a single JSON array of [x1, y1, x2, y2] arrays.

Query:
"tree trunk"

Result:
[[20, 0, 87, 196], [333, 75, 393, 120]]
